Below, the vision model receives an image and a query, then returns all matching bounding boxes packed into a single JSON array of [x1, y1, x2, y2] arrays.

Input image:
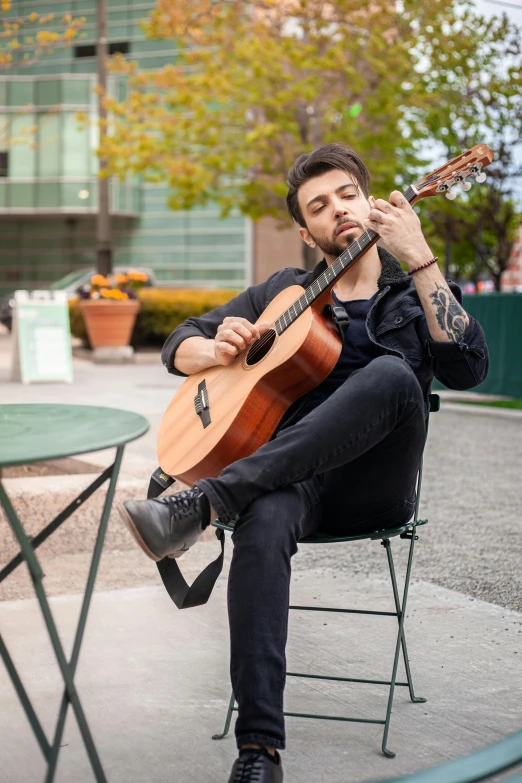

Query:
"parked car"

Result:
[[0, 266, 156, 330]]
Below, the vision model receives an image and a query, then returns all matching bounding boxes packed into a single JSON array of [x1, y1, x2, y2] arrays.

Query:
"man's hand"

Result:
[[363, 191, 433, 270], [214, 317, 271, 366]]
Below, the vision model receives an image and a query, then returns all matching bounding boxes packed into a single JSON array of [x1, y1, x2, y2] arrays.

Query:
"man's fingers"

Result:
[[215, 340, 239, 357], [389, 190, 408, 208], [222, 317, 262, 340], [367, 209, 384, 224], [373, 198, 392, 213], [215, 319, 272, 365], [218, 322, 254, 343], [220, 328, 248, 350]]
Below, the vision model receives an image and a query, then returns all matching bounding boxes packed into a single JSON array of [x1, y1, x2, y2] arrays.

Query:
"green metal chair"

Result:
[[369, 729, 522, 782], [211, 393, 440, 759]]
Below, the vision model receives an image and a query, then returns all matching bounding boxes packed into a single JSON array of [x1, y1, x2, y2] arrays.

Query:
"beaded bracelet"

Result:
[[408, 256, 439, 276]]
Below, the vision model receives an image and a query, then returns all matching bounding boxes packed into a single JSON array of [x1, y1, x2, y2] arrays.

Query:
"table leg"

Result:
[[0, 632, 51, 760], [0, 445, 125, 782], [0, 466, 114, 585]]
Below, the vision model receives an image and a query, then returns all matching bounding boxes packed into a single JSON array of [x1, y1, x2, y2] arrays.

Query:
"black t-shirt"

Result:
[[295, 290, 384, 421]]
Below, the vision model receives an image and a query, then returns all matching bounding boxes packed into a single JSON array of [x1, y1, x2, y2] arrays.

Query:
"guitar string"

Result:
[[206, 318, 286, 393], [206, 286, 322, 391], [204, 249, 361, 395], [208, 264, 341, 384], [204, 226, 381, 397], [205, 320, 277, 392]]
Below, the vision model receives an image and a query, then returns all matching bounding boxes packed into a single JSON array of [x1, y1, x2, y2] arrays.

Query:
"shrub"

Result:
[[69, 287, 240, 347], [69, 297, 88, 343]]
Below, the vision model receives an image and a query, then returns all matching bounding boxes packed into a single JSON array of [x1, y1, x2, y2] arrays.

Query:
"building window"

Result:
[[0, 152, 8, 177], [74, 44, 96, 58], [74, 42, 130, 58], [109, 42, 130, 56]]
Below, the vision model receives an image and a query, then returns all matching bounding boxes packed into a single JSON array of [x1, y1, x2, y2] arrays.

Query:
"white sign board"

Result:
[[11, 290, 74, 384]]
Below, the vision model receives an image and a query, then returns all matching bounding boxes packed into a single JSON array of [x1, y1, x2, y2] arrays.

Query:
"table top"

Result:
[[0, 404, 149, 467]]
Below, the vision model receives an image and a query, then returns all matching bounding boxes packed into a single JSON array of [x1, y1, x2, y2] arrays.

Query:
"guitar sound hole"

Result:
[[245, 329, 276, 366]]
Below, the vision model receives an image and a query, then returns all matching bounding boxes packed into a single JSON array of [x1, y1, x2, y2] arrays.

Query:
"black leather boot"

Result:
[[118, 488, 210, 561], [228, 749, 283, 783]]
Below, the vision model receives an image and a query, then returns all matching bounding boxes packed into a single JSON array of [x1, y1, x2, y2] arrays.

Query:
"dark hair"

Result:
[[286, 143, 370, 227]]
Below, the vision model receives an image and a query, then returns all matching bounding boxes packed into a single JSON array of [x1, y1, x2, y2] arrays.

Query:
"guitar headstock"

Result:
[[411, 144, 494, 203]]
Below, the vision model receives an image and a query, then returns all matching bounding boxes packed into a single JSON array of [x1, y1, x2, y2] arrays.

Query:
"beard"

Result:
[[308, 219, 364, 259]]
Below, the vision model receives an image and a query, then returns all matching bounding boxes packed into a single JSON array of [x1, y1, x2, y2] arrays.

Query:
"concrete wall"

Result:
[[253, 216, 309, 284]]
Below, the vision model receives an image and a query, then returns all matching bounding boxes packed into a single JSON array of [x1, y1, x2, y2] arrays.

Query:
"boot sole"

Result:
[[118, 504, 163, 562]]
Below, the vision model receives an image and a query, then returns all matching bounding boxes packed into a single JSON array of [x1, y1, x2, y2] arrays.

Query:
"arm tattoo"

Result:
[[429, 283, 468, 342]]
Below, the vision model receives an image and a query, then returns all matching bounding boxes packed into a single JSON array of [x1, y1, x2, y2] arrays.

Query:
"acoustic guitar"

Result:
[[157, 145, 493, 485]]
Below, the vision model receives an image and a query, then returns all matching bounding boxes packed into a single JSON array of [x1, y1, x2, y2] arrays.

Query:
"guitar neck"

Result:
[[274, 184, 417, 335]]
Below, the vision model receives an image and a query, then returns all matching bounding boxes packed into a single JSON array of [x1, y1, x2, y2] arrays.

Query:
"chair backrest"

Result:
[[369, 729, 522, 783], [429, 393, 440, 413]]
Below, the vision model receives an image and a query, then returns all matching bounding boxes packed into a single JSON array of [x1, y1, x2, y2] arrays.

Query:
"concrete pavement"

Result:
[[1, 328, 521, 782], [0, 574, 520, 783]]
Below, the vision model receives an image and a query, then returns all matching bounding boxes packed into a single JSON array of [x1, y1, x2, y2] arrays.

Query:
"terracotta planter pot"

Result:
[[80, 299, 141, 348]]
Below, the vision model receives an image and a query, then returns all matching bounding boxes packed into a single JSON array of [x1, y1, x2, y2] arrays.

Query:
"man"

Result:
[[120, 143, 488, 782]]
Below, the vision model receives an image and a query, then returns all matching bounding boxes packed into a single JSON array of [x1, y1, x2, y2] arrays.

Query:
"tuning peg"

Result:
[[460, 181, 472, 192], [446, 190, 457, 200], [475, 172, 487, 183]]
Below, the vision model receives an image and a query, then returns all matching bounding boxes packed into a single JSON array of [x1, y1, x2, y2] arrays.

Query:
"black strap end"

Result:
[[147, 467, 176, 499]]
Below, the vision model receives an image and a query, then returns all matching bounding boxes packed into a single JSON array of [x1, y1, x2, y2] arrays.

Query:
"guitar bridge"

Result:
[[194, 379, 211, 428]]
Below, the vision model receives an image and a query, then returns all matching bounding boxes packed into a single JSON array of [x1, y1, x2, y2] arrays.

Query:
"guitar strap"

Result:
[[147, 468, 226, 610]]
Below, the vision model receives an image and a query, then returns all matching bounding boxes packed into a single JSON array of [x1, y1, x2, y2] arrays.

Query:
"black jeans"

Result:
[[197, 356, 427, 750]]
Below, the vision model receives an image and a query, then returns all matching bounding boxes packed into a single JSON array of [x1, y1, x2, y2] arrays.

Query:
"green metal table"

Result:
[[0, 404, 149, 783]]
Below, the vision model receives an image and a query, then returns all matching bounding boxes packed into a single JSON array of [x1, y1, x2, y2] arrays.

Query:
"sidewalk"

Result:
[[1, 327, 521, 782], [0, 572, 520, 783]]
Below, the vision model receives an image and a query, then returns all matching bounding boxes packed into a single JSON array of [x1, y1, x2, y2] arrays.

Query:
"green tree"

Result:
[[464, 174, 520, 291], [100, 0, 521, 268], [417, 6, 522, 288], [421, 197, 476, 281]]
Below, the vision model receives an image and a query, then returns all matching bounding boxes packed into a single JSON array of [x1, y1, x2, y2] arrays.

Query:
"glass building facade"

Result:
[[0, 0, 252, 295]]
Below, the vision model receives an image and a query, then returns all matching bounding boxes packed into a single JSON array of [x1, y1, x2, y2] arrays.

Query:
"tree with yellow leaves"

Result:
[[0, 0, 84, 71], [100, 0, 522, 267]]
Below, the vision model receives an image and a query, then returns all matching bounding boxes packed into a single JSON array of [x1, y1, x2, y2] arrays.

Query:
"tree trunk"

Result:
[[471, 250, 481, 286], [302, 242, 318, 272], [444, 235, 452, 279], [96, 0, 113, 276]]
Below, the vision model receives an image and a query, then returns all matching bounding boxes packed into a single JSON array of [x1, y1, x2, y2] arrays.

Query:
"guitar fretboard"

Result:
[[274, 184, 416, 335]]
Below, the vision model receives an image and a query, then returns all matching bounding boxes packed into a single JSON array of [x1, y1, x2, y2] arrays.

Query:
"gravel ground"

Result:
[[2, 408, 521, 612], [292, 408, 522, 613]]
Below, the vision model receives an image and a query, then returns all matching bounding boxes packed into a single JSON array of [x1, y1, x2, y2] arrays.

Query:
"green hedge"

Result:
[[69, 288, 240, 347]]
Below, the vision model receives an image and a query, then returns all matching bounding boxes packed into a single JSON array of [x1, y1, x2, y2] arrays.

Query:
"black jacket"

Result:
[[161, 249, 489, 423]]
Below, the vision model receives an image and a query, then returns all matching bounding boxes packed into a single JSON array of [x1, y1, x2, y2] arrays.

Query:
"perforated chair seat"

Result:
[[213, 517, 429, 544]]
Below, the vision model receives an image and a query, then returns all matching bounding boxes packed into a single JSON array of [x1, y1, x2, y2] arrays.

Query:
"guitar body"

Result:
[[157, 286, 342, 485]]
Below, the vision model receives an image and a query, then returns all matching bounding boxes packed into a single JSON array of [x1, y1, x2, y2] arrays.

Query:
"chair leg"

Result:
[[212, 690, 236, 740], [384, 537, 426, 705], [380, 533, 422, 758]]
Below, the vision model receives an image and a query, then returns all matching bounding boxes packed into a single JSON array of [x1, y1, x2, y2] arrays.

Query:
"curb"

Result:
[[0, 473, 216, 561], [441, 401, 522, 420]]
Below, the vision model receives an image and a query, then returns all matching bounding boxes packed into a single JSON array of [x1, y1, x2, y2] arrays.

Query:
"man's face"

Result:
[[296, 168, 370, 261]]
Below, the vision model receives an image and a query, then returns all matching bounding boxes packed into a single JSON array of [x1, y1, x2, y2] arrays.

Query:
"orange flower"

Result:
[[100, 288, 129, 300], [91, 274, 110, 287], [128, 270, 149, 282], [114, 273, 129, 285]]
